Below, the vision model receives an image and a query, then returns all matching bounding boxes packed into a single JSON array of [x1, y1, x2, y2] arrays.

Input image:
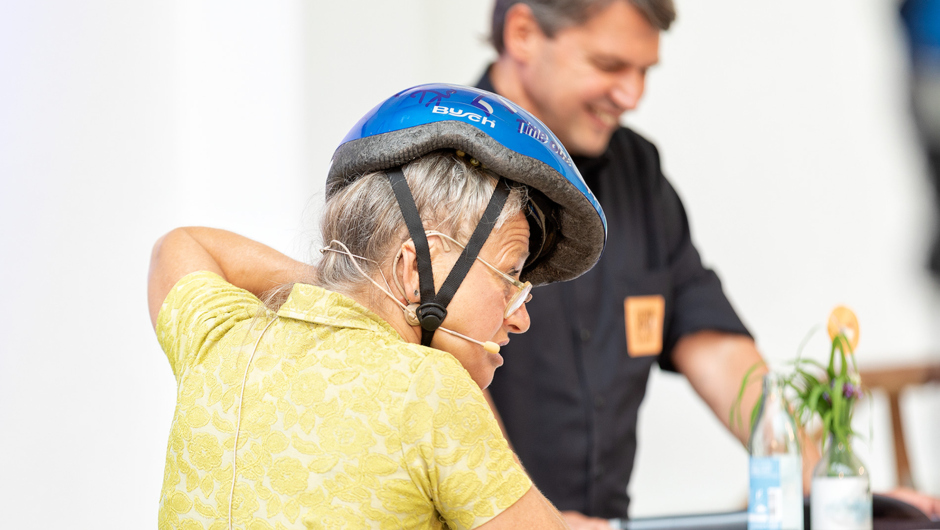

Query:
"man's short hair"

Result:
[[490, 0, 676, 54]]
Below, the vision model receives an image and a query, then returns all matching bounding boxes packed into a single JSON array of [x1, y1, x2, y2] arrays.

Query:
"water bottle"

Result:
[[748, 372, 803, 530], [811, 434, 872, 530]]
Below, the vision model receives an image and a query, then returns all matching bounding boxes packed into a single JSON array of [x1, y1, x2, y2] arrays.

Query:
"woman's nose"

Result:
[[506, 302, 530, 334]]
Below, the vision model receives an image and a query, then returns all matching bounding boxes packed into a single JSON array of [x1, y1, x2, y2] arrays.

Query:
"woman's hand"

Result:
[[148, 227, 311, 328]]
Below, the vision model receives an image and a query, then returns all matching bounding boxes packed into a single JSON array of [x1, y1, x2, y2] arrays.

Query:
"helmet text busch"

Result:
[[432, 106, 495, 128]]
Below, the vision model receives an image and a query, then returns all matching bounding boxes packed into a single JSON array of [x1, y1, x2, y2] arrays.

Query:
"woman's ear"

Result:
[[398, 240, 421, 303]]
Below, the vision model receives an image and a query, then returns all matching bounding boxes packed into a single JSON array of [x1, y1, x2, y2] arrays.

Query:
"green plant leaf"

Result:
[[731, 361, 765, 431], [800, 358, 828, 371], [749, 396, 763, 437], [795, 368, 822, 391], [806, 384, 825, 417]]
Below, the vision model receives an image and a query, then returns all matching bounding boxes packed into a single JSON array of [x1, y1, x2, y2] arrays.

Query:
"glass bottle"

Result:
[[748, 372, 803, 530], [811, 435, 872, 530]]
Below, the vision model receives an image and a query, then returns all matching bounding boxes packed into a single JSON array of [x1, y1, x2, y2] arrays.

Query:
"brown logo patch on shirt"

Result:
[[624, 295, 665, 357]]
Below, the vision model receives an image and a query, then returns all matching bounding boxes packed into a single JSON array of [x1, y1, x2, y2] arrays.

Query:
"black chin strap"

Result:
[[386, 167, 510, 347]]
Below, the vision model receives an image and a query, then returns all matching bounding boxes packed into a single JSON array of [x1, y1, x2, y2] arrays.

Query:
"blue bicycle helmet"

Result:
[[328, 83, 606, 346]]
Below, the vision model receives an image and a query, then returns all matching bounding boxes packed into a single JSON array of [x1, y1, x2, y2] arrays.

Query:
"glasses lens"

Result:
[[504, 281, 533, 319]]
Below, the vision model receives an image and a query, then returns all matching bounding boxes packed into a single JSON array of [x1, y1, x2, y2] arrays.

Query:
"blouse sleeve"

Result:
[[399, 352, 532, 530], [155, 270, 265, 382]]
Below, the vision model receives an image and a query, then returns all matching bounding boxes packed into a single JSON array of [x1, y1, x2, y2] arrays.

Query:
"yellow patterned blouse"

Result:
[[156, 271, 531, 529]]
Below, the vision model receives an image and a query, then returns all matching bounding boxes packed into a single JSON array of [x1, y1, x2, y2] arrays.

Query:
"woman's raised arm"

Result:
[[147, 227, 310, 328]]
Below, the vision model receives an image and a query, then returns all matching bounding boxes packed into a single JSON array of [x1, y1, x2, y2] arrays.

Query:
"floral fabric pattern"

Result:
[[155, 271, 530, 529]]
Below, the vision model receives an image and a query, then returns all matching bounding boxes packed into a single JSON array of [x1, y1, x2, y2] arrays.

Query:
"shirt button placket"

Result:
[[580, 328, 591, 343]]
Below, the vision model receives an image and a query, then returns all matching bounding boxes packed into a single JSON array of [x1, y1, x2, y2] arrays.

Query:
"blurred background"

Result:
[[1, 0, 939, 526]]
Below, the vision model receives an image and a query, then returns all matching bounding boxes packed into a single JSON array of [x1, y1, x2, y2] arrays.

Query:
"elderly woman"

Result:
[[148, 84, 606, 529]]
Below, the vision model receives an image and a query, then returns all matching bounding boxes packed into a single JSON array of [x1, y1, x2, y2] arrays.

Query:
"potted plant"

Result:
[[735, 306, 872, 530]]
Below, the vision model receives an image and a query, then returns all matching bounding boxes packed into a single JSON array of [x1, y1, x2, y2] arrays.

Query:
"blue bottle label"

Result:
[[749, 456, 803, 530]]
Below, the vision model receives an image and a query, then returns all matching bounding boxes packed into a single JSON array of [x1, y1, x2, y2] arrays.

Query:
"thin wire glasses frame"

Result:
[[423, 230, 533, 319]]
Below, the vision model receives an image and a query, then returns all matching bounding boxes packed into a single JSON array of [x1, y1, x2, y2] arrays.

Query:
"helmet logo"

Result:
[[516, 118, 574, 169], [516, 118, 549, 143], [470, 95, 494, 115], [431, 106, 496, 128], [406, 88, 456, 107]]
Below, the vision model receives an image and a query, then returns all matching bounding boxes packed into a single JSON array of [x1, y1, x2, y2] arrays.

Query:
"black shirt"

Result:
[[477, 70, 751, 518]]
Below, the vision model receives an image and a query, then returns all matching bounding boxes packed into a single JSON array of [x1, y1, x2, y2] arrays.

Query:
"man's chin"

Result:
[[561, 123, 619, 158], [567, 135, 614, 158]]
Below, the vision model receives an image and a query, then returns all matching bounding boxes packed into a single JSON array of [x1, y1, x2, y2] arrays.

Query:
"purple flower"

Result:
[[843, 382, 861, 399]]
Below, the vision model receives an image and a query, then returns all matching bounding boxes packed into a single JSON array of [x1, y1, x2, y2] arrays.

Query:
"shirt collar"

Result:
[[476, 65, 611, 176], [276, 283, 401, 337], [475, 65, 496, 93]]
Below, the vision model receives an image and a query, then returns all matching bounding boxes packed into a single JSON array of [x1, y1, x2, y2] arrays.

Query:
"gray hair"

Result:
[[314, 151, 528, 297], [490, 0, 676, 54]]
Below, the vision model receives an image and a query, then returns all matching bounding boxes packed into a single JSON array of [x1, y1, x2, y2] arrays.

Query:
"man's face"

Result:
[[517, 1, 660, 156]]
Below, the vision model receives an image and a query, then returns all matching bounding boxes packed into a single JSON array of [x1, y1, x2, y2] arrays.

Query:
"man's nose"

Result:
[[610, 69, 645, 111]]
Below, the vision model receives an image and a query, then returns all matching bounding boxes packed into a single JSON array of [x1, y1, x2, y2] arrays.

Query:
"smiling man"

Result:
[[477, 2, 940, 529], [487, 0, 661, 158], [477, 2, 762, 527]]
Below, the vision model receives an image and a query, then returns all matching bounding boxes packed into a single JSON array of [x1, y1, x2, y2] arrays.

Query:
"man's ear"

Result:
[[502, 3, 547, 62]]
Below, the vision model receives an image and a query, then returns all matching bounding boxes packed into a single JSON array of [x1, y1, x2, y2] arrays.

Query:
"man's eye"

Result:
[[593, 60, 623, 73]]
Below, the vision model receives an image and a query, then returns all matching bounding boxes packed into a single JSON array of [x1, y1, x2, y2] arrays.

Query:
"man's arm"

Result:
[[671, 330, 765, 444], [671, 330, 820, 487], [147, 227, 311, 328], [672, 329, 940, 518]]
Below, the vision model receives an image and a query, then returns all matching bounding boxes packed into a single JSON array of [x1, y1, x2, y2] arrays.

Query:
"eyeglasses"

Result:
[[425, 230, 533, 319]]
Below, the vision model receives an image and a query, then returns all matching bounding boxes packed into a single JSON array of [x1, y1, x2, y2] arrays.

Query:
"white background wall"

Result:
[[1, 0, 937, 526]]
